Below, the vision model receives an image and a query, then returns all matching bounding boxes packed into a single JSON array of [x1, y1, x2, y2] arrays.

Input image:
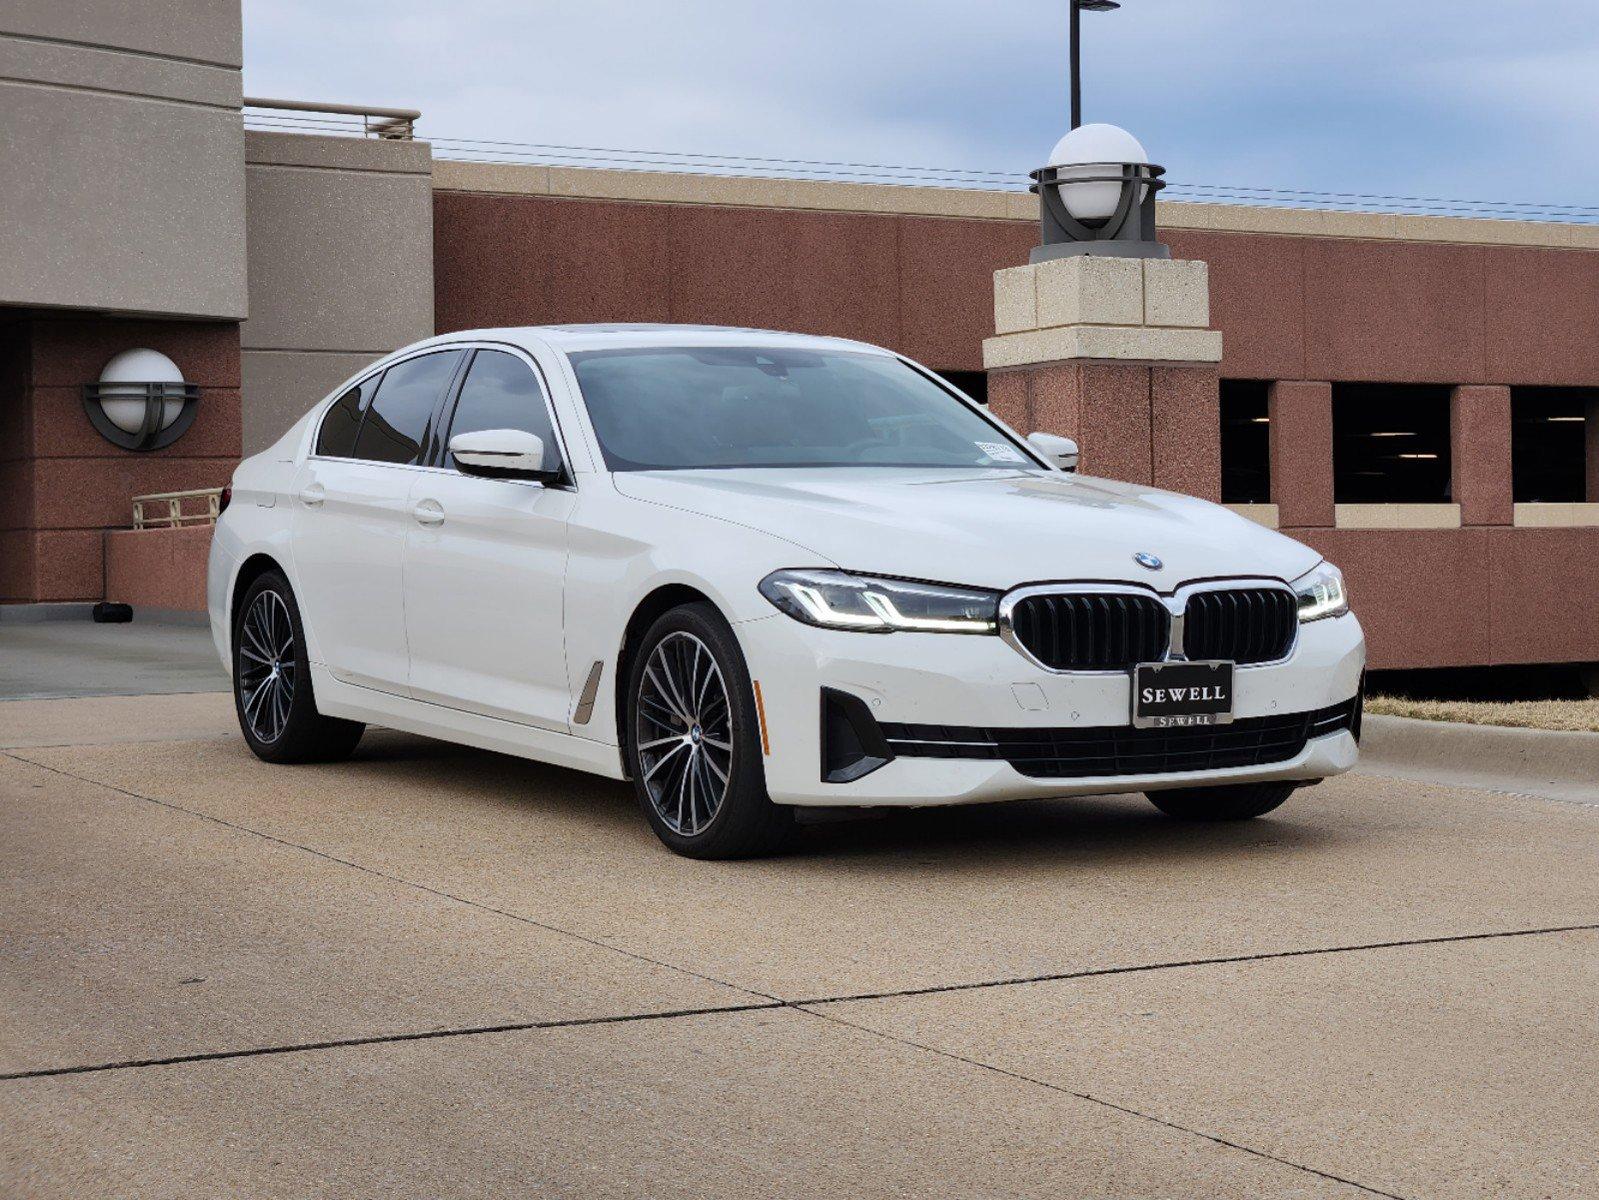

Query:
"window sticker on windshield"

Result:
[[977, 441, 1026, 463]]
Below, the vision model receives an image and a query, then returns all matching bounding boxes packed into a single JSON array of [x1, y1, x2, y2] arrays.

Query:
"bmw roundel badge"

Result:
[[1134, 551, 1163, 571]]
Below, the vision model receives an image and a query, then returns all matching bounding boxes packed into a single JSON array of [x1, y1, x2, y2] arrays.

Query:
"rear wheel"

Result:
[[624, 603, 793, 859], [233, 570, 364, 764], [1146, 781, 1296, 821]]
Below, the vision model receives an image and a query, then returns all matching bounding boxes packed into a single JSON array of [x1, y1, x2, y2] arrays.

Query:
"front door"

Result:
[[402, 348, 574, 730]]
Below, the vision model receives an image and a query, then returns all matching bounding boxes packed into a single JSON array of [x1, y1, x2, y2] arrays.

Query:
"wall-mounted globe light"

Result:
[[1029, 123, 1169, 263], [82, 349, 200, 451]]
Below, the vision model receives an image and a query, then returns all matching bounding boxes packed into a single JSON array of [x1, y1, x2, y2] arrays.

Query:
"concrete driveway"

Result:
[[2, 692, 1595, 1199]]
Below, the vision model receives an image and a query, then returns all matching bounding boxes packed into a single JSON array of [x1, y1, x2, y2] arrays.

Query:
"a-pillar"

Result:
[[983, 256, 1224, 500]]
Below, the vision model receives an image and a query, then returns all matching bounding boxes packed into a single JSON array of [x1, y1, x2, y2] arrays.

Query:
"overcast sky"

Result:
[[242, 1, 1599, 213]]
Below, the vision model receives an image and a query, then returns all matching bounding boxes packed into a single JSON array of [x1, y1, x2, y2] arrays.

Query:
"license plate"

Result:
[[1132, 660, 1235, 729]]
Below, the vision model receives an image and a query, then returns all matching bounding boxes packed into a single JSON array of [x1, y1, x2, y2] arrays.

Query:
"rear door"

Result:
[[291, 349, 464, 693], [403, 347, 575, 729]]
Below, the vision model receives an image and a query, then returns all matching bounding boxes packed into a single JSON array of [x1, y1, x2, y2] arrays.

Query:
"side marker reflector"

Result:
[[752, 679, 772, 756]]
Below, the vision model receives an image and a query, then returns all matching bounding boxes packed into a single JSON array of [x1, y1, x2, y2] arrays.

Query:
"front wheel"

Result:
[[1146, 781, 1297, 821], [623, 602, 793, 859]]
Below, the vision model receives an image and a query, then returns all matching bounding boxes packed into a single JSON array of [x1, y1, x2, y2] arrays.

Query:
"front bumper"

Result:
[[737, 609, 1366, 807]]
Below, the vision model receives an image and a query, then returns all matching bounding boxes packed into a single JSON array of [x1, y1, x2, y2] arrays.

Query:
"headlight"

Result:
[[1292, 562, 1349, 622], [758, 569, 999, 634]]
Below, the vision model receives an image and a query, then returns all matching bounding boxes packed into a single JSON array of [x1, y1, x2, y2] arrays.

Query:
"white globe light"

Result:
[[1045, 123, 1150, 223], [97, 348, 185, 435]]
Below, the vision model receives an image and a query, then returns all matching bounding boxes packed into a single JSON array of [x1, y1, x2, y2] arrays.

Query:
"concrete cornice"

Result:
[[432, 159, 1599, 252], [245, 130, 433, 176]]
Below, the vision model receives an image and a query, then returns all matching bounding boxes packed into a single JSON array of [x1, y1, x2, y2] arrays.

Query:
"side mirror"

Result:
[[450, 428, 558, 482], [1027, 431, 1079, 473]]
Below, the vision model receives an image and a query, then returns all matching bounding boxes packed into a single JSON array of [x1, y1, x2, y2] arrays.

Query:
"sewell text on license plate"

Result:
[[1132, 660, 1235, 729]]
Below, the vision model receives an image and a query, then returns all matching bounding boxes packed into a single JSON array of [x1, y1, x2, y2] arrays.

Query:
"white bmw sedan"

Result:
[[209, 324, 1364, 858]]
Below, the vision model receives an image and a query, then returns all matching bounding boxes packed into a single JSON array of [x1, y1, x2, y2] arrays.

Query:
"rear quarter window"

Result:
[[316, 374, 380, 458]]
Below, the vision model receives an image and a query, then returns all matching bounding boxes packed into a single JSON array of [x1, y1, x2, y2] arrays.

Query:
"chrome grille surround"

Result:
[[998, 579, 1300, 674]]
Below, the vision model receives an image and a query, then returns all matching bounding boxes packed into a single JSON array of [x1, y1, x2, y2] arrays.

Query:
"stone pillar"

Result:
[[983, 257, 1223, 497], [1450, 385, 1513, 526], [1268, 381, 1335, 528]]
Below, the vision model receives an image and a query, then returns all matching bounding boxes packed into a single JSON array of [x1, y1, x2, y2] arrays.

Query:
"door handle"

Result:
[[413, 498, 445, 527], [298, 482, 326, 508]]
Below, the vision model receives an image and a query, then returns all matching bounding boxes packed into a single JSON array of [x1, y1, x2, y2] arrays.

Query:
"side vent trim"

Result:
[[573, 660, 604, 725]]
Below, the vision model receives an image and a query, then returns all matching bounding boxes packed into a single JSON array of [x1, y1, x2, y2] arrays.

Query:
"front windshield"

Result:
[[569, 345, 1046, 472]]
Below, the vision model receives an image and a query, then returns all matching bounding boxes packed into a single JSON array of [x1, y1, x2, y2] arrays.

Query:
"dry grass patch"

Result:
[[1367, 695, 1599, 734]]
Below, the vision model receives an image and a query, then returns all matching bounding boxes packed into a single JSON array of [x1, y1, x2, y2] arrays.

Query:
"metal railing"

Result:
[[238, 97, 1598, 224], [243, 97, 419, 140], [132, 488, 224, 531]]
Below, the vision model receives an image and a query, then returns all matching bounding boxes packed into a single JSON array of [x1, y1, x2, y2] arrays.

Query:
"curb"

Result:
[[1355, 714, 1599, 804]]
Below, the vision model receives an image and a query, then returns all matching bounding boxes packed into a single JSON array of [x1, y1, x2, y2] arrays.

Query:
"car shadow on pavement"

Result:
[[341, 728, 1352, 870]]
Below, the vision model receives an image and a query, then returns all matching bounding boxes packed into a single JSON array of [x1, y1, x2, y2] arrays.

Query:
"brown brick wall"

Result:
[[0, 316, 240, 603]]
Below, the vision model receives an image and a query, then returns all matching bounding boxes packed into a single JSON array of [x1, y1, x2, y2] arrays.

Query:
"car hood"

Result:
[[612, 467, 1322, 591]]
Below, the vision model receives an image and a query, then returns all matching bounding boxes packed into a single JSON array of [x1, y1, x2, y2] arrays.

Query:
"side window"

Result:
[[350, 350, 464, 466], [444, 350, 561, 472], [316, 373, 380, 458]]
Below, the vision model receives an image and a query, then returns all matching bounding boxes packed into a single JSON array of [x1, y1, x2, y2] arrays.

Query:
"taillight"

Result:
[[218, 484, 232, 514]]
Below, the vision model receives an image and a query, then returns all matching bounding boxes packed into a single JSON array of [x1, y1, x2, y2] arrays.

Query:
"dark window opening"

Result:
[[1220, 379, 1271, 503], [1333, 384, 1452, 503], [936, 370, 988, 406], [443, 350, 561, 473], [350, 350, 464, 466], [1512, 387, 1590, 503], [316, 373, 381, 458]]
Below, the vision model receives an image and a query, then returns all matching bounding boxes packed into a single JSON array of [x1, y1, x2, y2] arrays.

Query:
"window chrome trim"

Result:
[[996, 577, 1300, 675]]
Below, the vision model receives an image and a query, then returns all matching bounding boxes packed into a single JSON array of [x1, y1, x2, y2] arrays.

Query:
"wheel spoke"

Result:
[[702, 750, 729, 785], [644, 664, 688, 723], [673, 751, 691, 831], [243, 619, 272, 660], [643, 740, 688, 782], [272, 679, 289, 738], [659, 657, 693, 723], [244, 679, 270, 725], [639, 690, 681, 728]]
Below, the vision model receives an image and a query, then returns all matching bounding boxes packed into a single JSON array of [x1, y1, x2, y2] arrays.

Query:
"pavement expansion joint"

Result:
[[0, 1001, 790, 1084], [788, 921, 1599, 1008], [791, 1001, 1415, 1200]]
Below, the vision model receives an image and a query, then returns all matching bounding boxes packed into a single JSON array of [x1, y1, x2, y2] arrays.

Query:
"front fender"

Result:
[[562, 488, 839, 746]]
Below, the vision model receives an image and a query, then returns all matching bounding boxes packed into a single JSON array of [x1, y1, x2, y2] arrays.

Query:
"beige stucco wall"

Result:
[[241, 131, 435, 453], [0, 0, 248, 319], [433, 159, 1599, 252]]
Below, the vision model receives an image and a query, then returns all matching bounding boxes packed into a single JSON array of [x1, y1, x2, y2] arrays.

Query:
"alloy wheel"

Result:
[[238, 589, 296, 744], [635, 631, 733, 836]]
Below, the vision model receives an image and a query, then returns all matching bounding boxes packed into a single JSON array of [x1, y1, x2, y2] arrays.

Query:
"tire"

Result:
[[623, 602, 793, 859], [233, 570, 365, 764], [1146, 781, 1297, 821]]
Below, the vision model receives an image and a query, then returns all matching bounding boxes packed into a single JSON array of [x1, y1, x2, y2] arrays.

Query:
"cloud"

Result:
[[242, 0, 1599, 211]]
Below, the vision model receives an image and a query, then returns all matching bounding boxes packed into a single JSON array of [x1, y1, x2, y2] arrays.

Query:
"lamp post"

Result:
[[1070, 0, 1121, 130]]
